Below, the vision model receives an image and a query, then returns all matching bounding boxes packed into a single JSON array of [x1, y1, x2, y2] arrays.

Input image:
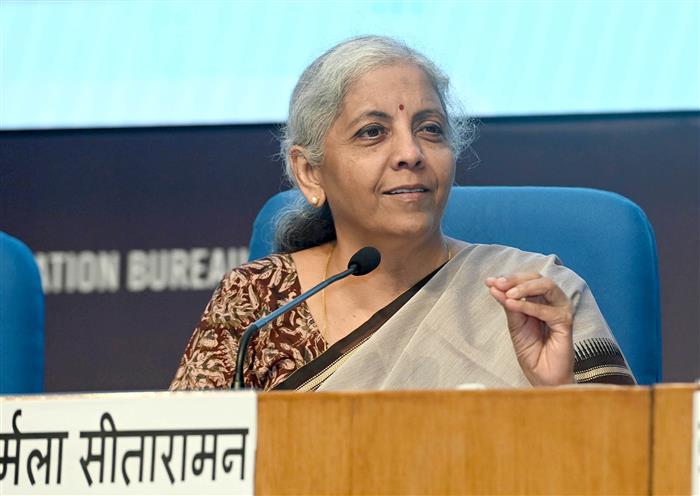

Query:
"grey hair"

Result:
[[274, 35, 476, 253]]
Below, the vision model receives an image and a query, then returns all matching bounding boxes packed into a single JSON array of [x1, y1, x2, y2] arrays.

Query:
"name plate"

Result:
[[0, 390, 256, 494]]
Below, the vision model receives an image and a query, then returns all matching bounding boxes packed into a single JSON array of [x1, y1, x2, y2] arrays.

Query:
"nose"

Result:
[[391, 128, 424, 170]]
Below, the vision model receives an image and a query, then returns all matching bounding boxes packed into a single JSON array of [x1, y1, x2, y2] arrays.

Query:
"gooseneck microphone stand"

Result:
[[233, 246, 380, 389]]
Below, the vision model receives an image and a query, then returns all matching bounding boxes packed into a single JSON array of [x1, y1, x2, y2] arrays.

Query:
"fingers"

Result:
[[485, 272, 542, 292], [486, 274, 567, 305], [491, 286, 528, 330], [503, 297, 573, 332], [487, 285, 507, 304], [486, 284, 528, 330], [485, 273, 534, 310], [504, 277, 569, 307], [485, 273, 573, 331]]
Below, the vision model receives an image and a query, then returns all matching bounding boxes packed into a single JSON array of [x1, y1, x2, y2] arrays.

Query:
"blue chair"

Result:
[[248, 187, 662, 385], [0, 232, 45, 394]]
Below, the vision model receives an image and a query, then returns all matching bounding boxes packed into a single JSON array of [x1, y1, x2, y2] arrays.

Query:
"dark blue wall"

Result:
[[1, 112, 697, 390]]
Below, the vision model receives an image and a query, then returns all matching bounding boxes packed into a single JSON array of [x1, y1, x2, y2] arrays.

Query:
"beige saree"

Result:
[[276, 244, 635, 391]]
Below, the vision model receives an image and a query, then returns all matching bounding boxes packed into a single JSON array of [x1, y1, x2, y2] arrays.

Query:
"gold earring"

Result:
[[311, 196, 319, 206]]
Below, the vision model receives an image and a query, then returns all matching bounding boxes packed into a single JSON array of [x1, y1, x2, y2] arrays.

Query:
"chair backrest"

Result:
[[248, 186, 662, 384], [0, 232, 45, 393]]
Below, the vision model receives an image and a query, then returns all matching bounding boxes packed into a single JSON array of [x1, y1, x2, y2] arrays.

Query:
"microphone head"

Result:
[[347, 246, 381, 276]]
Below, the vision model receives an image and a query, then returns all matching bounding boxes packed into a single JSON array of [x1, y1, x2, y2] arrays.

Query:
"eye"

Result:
[[356, 124, 386, 139], [419, 123, 444, 135]]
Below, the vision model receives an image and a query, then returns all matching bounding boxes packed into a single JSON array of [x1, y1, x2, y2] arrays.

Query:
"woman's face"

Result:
[[319, 63, 455, 246]]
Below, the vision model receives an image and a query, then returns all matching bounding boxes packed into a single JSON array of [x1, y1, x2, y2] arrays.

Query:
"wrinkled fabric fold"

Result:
[[316, 244, 635, 390]]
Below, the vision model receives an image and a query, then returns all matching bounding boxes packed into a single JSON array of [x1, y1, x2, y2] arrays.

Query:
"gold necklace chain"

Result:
[[321, 242, 335, 343], [320, 240, 452, 344]]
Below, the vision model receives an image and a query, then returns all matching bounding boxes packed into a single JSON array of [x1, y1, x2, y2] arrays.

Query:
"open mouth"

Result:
[[383, 187, 429, 195]]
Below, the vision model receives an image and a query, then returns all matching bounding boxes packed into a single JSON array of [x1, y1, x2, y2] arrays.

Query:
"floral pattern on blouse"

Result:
[[169, 254, 327, 391]]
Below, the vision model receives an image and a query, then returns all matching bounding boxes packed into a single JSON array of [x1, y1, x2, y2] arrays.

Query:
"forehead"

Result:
[[340, 63, 442, 112]]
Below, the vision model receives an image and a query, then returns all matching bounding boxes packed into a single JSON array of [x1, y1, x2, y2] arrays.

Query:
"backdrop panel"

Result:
[[1, 112, 697, 390]]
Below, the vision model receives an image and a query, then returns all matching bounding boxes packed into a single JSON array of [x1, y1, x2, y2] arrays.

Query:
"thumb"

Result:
[[488, 285, 528, 333]]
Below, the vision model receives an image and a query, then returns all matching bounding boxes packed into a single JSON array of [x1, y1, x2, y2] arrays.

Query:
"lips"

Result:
[[383, 184, 429, 195]]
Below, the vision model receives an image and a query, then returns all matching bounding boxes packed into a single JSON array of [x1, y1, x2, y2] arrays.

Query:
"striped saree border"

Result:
[[574, 337, 636, 385]]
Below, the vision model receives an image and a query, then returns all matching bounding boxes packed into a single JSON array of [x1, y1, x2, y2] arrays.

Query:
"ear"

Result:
[[289, 145, 325, 207]]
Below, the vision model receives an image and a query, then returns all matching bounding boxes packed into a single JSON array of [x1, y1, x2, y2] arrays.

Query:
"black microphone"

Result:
[[233, 246, 381, 389]]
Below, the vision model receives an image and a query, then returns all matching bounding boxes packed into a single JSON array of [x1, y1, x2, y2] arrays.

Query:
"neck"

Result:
[[327, 232, 450, 292]]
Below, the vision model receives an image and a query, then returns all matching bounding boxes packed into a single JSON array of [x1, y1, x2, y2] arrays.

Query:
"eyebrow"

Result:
[[412, 108, 447, 125], [346, 110, 392, 130]]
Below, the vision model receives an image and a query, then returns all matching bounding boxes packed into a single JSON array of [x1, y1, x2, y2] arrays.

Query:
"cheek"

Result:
[[444, 149, 457, 174], [325, 153, 383, 192], [447, 163, 456, 184], [322, 163, 368, 207], [434, 152, 456, 183]]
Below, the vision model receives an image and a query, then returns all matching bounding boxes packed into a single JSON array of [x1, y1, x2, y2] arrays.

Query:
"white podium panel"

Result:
[[0, 390, 256, 495]]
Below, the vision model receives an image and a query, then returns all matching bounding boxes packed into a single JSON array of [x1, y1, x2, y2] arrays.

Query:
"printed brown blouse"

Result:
[[169, 254, 326, 391]]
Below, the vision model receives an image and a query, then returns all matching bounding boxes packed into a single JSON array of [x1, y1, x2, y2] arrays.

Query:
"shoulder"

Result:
[[456, 242, 557, 265], [219, 253, 297, 289], [455, 242, 585, 285], [206, 253, 301, 323]]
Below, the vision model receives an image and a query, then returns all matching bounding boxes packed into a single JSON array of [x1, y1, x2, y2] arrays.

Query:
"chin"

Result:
[[384, 219, 440, 240]]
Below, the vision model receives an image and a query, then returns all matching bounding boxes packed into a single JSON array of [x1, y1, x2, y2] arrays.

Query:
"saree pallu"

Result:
[[276, 244, 636, 391]]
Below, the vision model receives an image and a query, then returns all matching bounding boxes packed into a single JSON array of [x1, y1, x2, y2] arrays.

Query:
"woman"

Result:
[[170, 36, 635, 391]]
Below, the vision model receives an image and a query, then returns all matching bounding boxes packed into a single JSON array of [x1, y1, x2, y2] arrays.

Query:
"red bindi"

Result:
[[399, 104, 404, 111]]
